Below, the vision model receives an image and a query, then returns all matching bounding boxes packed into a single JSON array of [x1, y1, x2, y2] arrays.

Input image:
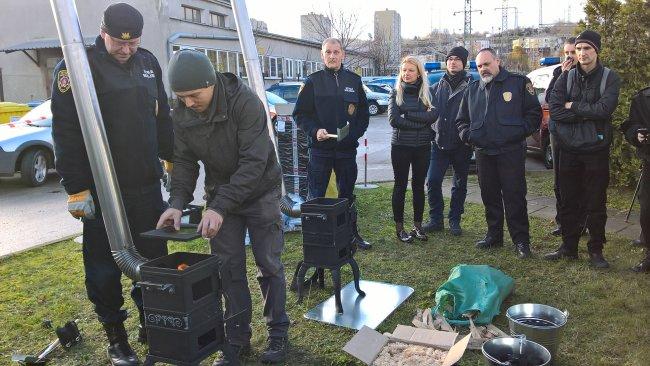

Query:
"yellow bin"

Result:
[[0, 102, 32, 124]]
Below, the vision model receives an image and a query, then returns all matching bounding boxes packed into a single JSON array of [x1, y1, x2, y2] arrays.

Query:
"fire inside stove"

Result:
[[140, 252, 224, 365]]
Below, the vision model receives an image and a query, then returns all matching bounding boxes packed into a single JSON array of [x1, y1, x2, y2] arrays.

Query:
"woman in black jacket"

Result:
[[389, 56, 437, 242]]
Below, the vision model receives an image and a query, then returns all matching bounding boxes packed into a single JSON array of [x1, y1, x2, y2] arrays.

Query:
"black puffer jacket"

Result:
[[388, 80, 437, 147]]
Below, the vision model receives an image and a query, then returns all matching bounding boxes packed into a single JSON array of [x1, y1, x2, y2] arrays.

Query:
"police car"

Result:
[[0, 100, 54, 186], [266, 81, 390, 116], [525, 57, 562, 169]]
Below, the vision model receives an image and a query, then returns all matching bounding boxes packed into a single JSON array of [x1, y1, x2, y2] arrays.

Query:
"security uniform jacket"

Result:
[[621, 87, 650, 161], [548, 62, 621, 152], [51, 35, 173, 195], [431, 72, 472, 150], [168, 72, 282, 217], [293, 66, 370, 156], [388, 80, 436, 147], [456, 67, 541, 155]]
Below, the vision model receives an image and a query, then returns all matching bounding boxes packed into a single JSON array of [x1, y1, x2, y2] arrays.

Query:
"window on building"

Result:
[[294, 60, 302, 79], [207, 50, 217, 71], [277, 58, 283, 79], [217, 50, 228, 72], [238, 53, 247, 78], [285, 59, 293, 78], [183, 5, 201, 23], [228, 52, 238, 74], [210, 12, 226, 27], [269, 57, 277, 78]]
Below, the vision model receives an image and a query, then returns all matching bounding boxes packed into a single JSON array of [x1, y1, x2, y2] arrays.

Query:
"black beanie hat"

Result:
[[168, 49, 217, 92], [101, 3, 143, 40], [447, 46, 469, 68], [575, 30, 601, 53]]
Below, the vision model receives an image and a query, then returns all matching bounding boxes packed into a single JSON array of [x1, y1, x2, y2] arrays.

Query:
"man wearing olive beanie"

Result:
[[158, 49, 289, 365]]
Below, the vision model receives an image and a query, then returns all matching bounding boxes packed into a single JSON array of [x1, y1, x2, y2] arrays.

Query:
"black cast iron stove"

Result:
[[140, 252, 226, 366], [295, 198, 365, 313]]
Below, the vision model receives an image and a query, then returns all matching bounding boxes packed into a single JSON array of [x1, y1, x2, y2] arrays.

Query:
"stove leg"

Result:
[[349, 259, 366, 297], [317, 268, 325, 288], [296, 262, 310, 304], [331, 268, 343, 313], [143, 356, 155, 366]]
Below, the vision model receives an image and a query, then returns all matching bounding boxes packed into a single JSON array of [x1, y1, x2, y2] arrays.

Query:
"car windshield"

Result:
[[17, 100, 52, 127], [266, 91, 288, 106]]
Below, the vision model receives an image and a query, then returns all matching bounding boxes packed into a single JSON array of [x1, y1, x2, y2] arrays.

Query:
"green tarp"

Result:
[[432, 264, 514, 325]]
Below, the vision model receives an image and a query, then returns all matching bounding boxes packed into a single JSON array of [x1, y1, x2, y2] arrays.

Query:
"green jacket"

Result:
[[168, 72, 281, 216]]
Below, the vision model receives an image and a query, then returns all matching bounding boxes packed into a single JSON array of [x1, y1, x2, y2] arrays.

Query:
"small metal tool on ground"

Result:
[[12, 320, 81, 365]]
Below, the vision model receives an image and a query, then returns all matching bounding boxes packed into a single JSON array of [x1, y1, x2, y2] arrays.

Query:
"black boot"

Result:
[[103, 322, 140, 366], [632, 253, 650, 273], [551, 225, 562, 236], [212, 343, 250, 366], [260, 336, 288, 364], [588, 251, 610, 269], [544, 245, 578, 260], [475, 235, 503, 249], [349, 196, 371, 250], [514, 242, 532, 259]]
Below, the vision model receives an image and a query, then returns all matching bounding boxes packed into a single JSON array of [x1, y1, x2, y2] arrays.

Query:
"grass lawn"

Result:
[[1, 185, 649, 366], [519, 170, 638, 213]]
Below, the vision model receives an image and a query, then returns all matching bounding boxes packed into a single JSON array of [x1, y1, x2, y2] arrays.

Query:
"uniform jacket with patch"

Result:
[[51, 35, 173, 194], [456, 67, 541, 155], [293, 67, 369, 154], [168, 72, 281, 217]]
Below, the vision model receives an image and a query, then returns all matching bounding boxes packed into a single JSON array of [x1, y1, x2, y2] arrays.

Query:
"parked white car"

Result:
[[0, 100, 54, 186]]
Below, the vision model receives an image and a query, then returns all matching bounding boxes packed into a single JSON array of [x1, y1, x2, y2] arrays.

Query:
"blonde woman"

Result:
[[388, 56, 437, 243]]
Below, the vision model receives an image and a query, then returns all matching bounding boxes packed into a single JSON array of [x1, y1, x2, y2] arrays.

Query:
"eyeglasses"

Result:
[[110, 36, 140, 50], [447, 57, 462, 62]]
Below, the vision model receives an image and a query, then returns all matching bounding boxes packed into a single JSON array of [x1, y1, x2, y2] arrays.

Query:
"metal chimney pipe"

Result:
[[230, 0, 300, 217], [50, 0, 147, 280]]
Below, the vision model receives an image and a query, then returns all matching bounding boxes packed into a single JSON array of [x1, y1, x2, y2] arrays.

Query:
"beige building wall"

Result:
[[0, 0, 373, 102]]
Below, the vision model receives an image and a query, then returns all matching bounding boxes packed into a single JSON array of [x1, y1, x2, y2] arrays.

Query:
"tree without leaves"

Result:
[[367, 30, 393, 76]]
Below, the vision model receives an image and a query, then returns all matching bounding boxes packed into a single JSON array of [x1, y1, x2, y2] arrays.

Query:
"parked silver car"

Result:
[[0, 100, 54, 186]]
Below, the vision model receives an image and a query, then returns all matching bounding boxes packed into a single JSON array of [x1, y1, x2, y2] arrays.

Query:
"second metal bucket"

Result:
[[506, 303, 568, 361]]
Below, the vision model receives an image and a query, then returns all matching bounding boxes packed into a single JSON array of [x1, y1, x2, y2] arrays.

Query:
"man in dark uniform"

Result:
[[293, 37, 371, 249], [157, 50, 289, 365], [545, 30, 620, 269], [51, 3, 173, 365], [456, 48, 541, 259], [425, 46, 474, 236], [620, 86, 650, 272]]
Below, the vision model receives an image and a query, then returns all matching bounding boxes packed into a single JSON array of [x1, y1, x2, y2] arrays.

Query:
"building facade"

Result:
[[374, 9, 401, 72], [0, 0, 373, 102]]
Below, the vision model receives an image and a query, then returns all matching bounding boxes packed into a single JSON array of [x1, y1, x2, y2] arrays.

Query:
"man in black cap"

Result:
[[424, 46, 474, 236], [51, 3, 173, 365], [157, 49, 289, 365], [546, 30, 621, 268], [456, 48, 541, 259]]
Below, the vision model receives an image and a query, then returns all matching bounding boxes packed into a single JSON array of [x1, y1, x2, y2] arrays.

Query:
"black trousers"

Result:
[[307, 149, 357, 201], [475, 148, 530, 244], [391, 144, 431, 223], [82, 183, 167, 325], [637, 162, 650, 251], [209, 186, 289, 346], [557, 148, 609, 252], [550, 133, 562, 224]]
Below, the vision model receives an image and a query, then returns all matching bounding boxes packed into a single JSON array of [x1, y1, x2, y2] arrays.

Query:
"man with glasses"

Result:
[[51, 3, 173, 365]]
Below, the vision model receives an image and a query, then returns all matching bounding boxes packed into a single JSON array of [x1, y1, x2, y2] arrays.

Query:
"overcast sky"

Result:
[[245, 0, 587, 39]]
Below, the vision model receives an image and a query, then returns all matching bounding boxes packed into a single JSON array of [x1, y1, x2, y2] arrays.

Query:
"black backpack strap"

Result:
[[600, 67, 610, 97]]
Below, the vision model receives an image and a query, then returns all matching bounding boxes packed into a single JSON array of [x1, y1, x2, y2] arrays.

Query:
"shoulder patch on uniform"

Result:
[[526, 82, 535, 95], [57, 69, 71, 93]]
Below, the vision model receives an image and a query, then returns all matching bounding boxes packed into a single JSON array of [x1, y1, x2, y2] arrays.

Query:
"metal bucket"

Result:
[[506, 304, 568, 360], [482, 336, 552, 366]]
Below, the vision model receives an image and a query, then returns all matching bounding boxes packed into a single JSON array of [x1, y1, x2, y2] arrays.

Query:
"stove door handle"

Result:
[[302, 213, 327, 221], [139, 281, 176, 294]]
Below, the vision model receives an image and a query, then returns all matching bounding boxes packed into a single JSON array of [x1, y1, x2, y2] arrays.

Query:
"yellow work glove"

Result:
[[67, 189, 95, 219], [163, 160, 173, 173]]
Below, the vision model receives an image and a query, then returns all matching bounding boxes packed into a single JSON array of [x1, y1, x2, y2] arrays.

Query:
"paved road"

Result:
[[0, 114, 580, 258]]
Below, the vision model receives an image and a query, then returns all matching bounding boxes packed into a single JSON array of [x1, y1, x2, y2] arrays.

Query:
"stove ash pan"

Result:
[[140, 252, 224, 365]]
